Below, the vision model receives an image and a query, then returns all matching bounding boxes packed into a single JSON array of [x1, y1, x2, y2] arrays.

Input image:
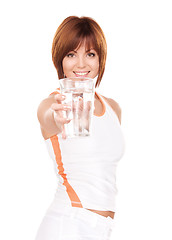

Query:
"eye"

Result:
[[66, 53, 75, 58], [87, 52, 96, 57]]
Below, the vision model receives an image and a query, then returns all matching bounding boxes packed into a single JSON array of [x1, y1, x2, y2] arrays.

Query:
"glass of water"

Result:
[[59, 77, 95, 138]]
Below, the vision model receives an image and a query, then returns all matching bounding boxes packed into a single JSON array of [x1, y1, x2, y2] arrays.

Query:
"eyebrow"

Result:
[[86, 48, 95, 52], [72, 48, 95, 53]]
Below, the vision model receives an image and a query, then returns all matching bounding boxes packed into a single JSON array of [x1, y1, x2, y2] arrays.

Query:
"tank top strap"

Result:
[[95, 91, 121, 125], [49, 88, 60, 96]]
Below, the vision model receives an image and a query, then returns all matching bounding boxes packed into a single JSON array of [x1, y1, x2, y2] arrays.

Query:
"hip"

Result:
[[35, 201, 115, 240]]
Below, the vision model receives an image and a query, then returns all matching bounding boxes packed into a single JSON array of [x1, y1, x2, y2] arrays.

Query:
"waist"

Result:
[[86, 209, 115, 219]]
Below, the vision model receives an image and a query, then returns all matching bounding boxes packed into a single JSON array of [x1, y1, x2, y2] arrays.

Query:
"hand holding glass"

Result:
[[59, 77, 95, 138]]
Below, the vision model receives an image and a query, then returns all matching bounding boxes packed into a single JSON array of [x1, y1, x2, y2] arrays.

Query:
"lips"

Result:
[[73, 71, 90, 77]]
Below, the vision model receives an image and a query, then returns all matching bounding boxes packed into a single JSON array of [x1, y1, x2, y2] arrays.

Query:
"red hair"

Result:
[[52, 16, 107, 88]]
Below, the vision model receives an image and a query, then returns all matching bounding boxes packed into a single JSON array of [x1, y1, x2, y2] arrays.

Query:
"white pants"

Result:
[[35, 199, 115, 240]]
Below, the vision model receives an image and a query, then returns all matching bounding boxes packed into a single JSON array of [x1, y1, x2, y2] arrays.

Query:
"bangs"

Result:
[[63, 27, 99, 57], [78, 34, 99, 52]]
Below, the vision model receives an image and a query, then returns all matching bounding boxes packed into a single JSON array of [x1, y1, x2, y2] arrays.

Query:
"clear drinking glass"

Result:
[[59, 77, 95, 138]]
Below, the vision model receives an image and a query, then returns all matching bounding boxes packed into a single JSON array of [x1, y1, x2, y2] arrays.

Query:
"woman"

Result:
[[36, 16, 125, 240]]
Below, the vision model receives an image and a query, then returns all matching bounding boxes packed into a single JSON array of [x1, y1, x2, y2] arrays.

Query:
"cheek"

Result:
[[62, 59, 67, 73], [93, 58, 99, 73], [62, 58, 73, 73]]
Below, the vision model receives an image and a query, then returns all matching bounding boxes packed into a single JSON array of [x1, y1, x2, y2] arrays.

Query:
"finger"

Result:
[[78, 98, 84, 111], [52, 105, 71, 121], [54, 93, 66, 102], [54, 114, 72, 124], [86, 101, 92, 111], [73, 99, 83, 111], [62, 125, 67, 139], [51, 103, 71, 111]]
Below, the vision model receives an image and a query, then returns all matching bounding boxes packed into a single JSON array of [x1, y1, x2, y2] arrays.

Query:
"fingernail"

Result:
[[63, 105, 71, 110], [62, 95, 66, 100]]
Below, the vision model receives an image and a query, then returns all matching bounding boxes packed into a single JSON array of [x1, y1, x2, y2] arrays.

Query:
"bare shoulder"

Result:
[[102, 95, 122, 124]]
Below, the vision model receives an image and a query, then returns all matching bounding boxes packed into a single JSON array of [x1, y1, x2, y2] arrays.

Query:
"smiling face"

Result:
[[62, 41, 99, 79], [52, 16, 107, 87]]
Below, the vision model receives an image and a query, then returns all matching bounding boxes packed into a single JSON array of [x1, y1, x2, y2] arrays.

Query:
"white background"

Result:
[[0, 0, 172, 239]]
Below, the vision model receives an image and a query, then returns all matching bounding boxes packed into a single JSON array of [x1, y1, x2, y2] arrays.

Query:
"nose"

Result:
[[77, 56, 86, 69]]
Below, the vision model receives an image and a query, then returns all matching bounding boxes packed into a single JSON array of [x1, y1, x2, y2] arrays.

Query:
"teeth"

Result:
[[74, 72, 89, 76]]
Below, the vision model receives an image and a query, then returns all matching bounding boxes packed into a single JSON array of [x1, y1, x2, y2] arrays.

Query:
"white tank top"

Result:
[[45, 90, 125, 211]]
